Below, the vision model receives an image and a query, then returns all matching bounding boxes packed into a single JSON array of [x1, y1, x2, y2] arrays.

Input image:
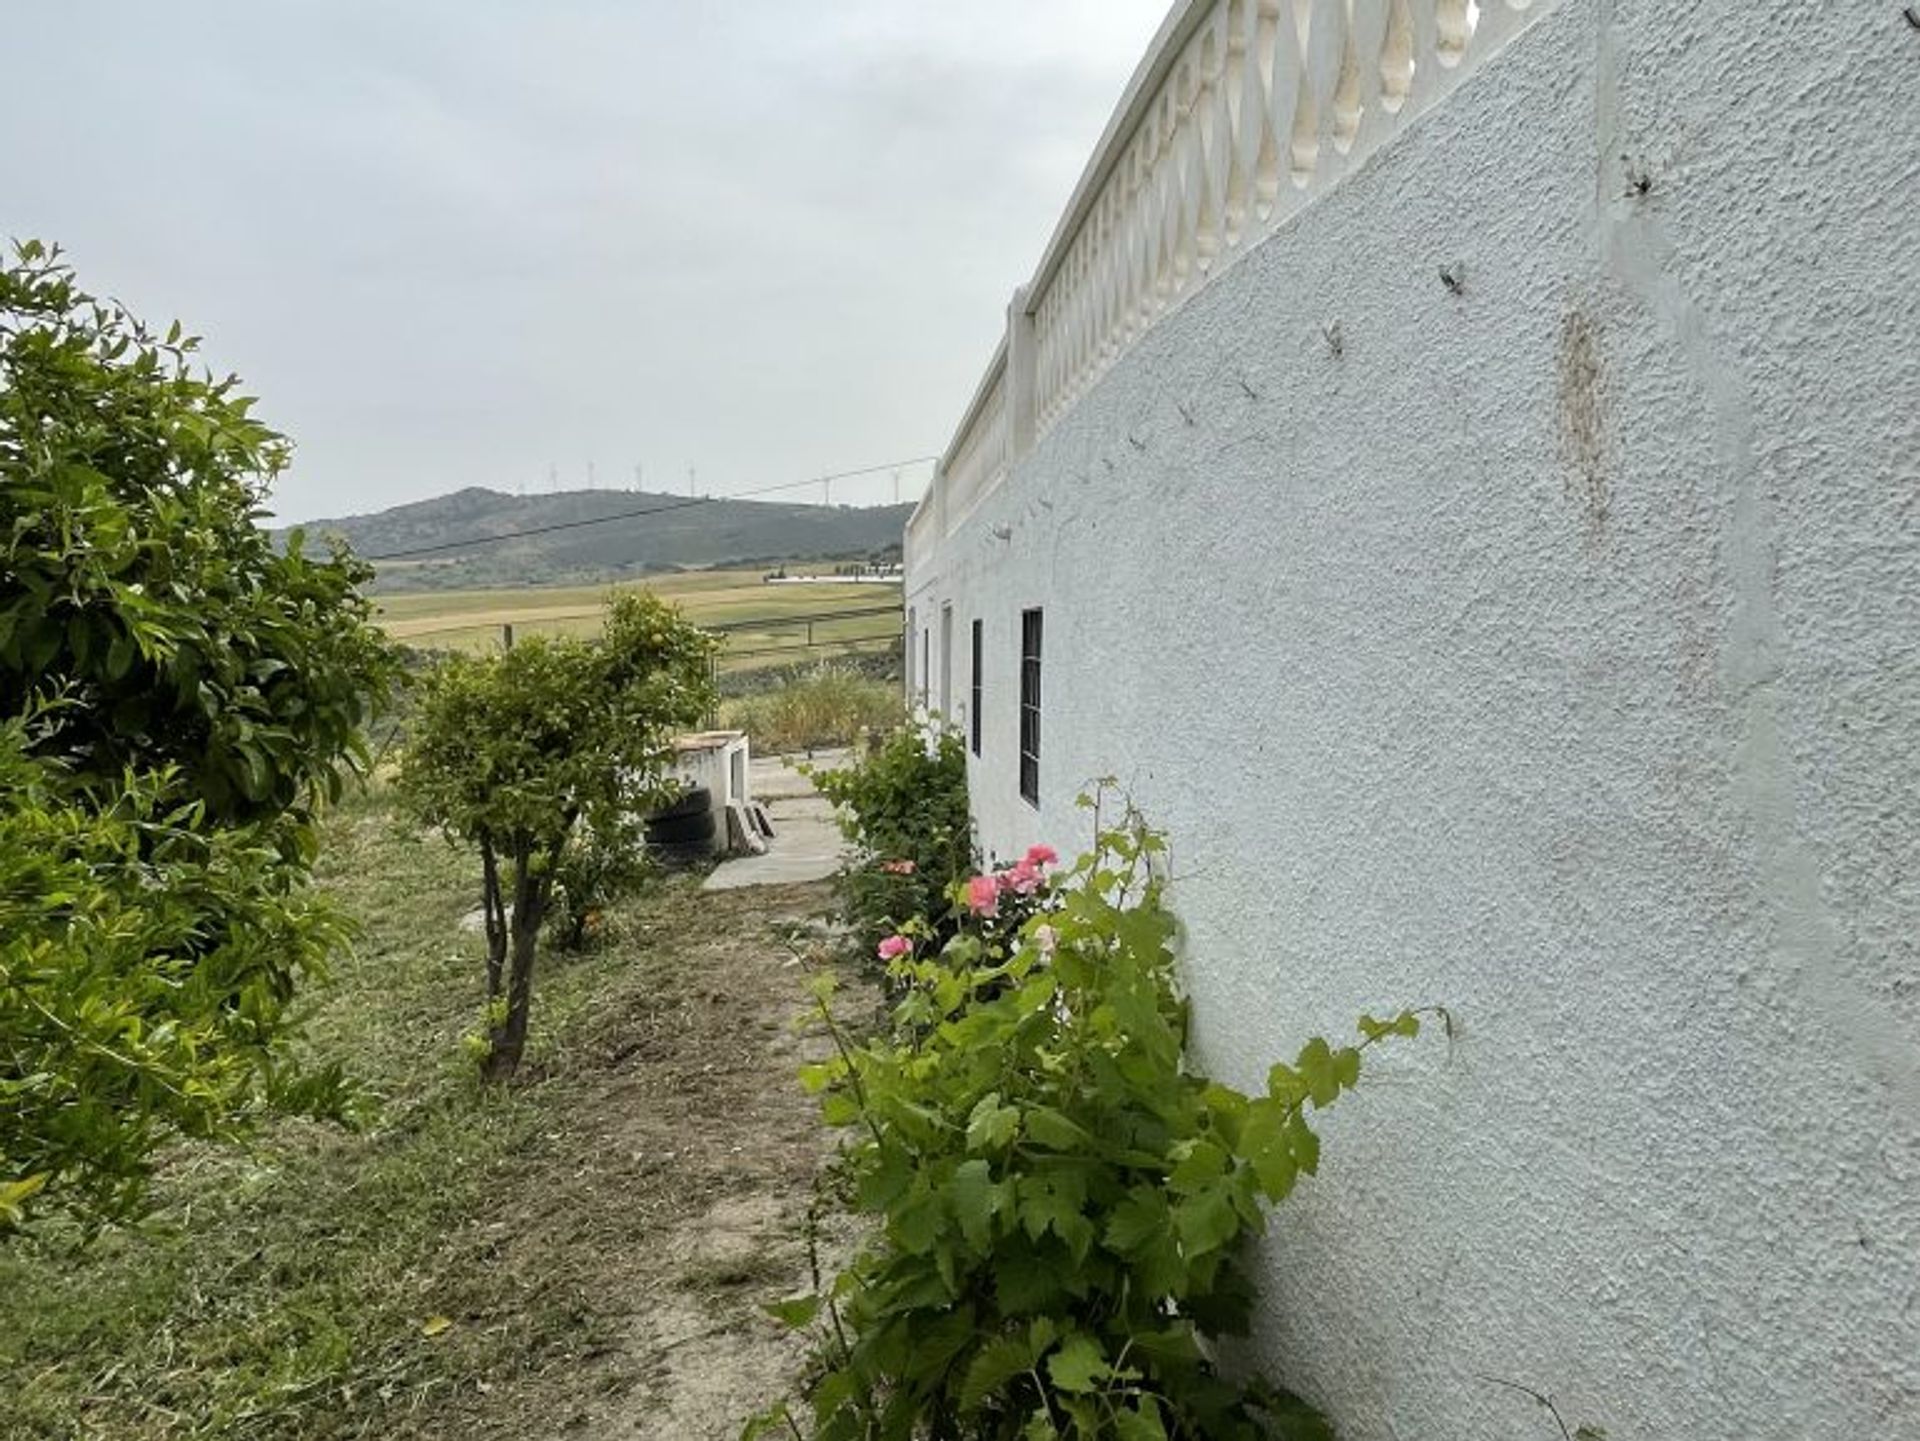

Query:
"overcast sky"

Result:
[[2, 1, 1168, 521]]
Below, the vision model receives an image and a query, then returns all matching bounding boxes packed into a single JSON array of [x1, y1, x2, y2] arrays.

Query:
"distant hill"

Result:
[[282, 487, 915, 593]]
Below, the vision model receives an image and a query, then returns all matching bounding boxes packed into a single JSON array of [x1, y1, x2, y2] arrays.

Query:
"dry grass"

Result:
[[0, 784, 854, 1440], [378, 570, 901, 669]]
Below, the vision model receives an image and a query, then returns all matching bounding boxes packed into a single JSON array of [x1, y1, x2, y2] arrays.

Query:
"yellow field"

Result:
[[376, 569, 903, 670]]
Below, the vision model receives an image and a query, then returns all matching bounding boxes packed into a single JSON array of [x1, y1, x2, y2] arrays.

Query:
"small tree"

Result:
[[399, 594, 716, 1078]]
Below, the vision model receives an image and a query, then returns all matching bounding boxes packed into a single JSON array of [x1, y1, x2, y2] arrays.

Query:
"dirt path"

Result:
[[419, 879, 856, 1440]]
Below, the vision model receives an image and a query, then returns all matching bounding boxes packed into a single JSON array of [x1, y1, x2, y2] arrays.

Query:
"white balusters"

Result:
[[933, 0, 1555, 547]]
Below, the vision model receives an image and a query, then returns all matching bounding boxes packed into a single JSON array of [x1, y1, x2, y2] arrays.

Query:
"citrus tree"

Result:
[[398, 593, 716, 1079], [0, 241, 400, 1231]]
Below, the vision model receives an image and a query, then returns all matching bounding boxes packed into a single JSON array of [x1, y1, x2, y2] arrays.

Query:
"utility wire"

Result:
[[362, 455, 938, 563]]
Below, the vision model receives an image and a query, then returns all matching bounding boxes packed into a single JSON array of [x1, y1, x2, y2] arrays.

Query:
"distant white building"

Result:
[[905, 3, 1920, 1437]]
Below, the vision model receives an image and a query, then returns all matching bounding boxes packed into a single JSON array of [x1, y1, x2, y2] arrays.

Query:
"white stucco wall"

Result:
[[907, 3, 1920, 1436]]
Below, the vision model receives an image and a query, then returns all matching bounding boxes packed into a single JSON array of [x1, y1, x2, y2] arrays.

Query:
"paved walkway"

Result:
[[702, 749, 849, 891]]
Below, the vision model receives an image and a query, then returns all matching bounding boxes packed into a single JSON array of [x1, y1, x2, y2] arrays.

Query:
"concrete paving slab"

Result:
[[747, 748, 850, 801], [703, 754, 848, 890]]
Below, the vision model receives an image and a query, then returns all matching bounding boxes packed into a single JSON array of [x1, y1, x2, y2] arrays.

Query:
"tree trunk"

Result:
[[479, 833, 507, 1000], [482, 830, 574, 1081], [484, 839, 540, 1079]]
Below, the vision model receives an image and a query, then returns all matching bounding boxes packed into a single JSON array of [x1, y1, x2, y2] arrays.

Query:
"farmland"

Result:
[[376, 568, 903, 673]]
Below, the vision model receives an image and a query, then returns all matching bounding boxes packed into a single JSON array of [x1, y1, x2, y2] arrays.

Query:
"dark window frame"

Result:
[[969, 619, 983, 756], [1018, 608, 1042, 807]]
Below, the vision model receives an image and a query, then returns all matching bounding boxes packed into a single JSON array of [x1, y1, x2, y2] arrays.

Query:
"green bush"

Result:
[[550, 813, 653, 951], [808, 727, 973, 962], [0, 241, 395, 1231], [722, 663, 904, 754], [753, 804, 1436, 1440]]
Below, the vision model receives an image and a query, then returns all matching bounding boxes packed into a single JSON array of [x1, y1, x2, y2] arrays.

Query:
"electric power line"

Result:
[[371, 458, 933, 562], [360, 454, 937, 565]]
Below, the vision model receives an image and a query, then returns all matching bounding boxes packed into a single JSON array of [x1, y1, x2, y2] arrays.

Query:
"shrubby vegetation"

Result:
[[808, 727, 974, 963], [721, 661, 903, 755], [0, 241, 397, 1230], [397, 592, 716, 1078], [755, 781, 1436, 1440]]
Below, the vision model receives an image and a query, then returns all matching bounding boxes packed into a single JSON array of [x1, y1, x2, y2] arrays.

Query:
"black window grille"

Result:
[[1018, 608, 1042, 806]]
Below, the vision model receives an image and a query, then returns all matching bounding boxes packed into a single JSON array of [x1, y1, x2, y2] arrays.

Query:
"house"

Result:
[[904, 2, 1920, 1437]]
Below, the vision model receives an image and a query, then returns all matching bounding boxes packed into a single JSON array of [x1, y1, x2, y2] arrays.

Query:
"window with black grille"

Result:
[[1018, 608, 1042, 806], [969, 619, 983, 756]]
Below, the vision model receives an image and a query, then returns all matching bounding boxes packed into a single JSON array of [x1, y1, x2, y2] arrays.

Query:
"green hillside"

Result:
[[283, 486, 914, 593]]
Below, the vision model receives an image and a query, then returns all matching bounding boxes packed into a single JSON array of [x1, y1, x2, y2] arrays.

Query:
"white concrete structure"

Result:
[[905, 2, 1920, 1436], [668, 730, 752, 855]]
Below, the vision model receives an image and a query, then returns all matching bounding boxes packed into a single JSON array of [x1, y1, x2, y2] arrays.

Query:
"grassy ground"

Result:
[[0, 783, 853, 1440], [377, 569, 901, 672]]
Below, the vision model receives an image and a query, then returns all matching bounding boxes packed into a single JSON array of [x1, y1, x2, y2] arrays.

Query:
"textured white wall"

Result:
[[906, 3, 1920, 1436]]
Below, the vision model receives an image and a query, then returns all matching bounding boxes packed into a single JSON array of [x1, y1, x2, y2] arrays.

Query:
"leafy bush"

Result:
[[754, 804, 1436, 1439], [398, 592, 716, 1078], [0, 242, 399, 826], [721, 663, 903, 754], [0, 718, 359, 1232], [550, 813, 653, 951], [808, 727, 973, 961], [0, 242, 396, 1231]]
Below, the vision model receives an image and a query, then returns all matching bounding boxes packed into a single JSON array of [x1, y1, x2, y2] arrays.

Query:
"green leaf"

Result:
[[1173, 1183, 1241, 1256], [893, 1175, 944, 1254], [1114, 1401, 1169, 1441], [1238, 1098, 1299, 1201], [1288, 1112, 1321, 1177], [961, 1334, 1036, 1410], [1025, 1107, 1094, 1153], [1296, 1038, 1340, 1107], [762, 1293, 820, 1330], [1104, 1186, 1169, 1256], [947, 1158, 1002, 1251], [1168, 1137, 1229, 1193], [1045, 1334, 1109, 1393], [967, 1092, 1020, 1153]]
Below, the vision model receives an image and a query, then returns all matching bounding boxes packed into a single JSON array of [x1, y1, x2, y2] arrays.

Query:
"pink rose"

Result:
[[879, 859, 917, 875], [1000, 860, 1041, 896], [876, 934, 913, 961], [1024, 844, 1059, 868], [965, 875, 1000, 916]]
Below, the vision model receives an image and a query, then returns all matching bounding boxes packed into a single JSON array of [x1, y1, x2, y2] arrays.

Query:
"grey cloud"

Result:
[[1, 1, 1166, 519]]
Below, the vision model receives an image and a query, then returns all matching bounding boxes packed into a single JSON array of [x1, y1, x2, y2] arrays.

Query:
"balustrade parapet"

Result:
[[920, 0, 1554, 557]]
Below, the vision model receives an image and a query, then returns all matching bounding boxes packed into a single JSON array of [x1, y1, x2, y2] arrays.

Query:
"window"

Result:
[[1018, 608, 1042, 806], [905, 606, 916, 698], [939, 604, 953, 719], [969, 618, 983, 756]]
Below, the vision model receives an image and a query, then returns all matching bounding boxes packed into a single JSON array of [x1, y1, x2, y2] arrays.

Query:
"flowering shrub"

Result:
[[751, 801, 1439, 1440], [807, 727, 974, 964]]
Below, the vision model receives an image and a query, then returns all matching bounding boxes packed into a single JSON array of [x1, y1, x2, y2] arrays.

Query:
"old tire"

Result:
[[649, 840, 712, 870], [644, 809, 717, 847], [648, 785, 711, 822]]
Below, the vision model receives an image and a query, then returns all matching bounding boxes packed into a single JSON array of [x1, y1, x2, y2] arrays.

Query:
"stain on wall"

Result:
[[1557, 306, 1610, 538]]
